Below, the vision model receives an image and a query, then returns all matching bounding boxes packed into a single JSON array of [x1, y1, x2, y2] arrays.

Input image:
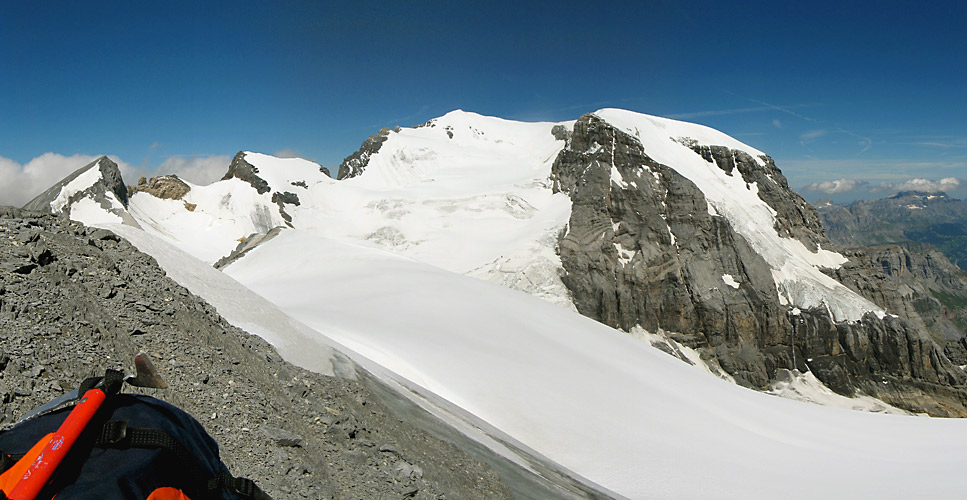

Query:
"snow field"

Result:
[[222, 230, 967, 500]]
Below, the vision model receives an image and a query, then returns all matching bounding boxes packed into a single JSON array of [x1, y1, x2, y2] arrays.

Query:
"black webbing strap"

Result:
[[96, 420, 272, 500], [78, 369, 125, 399], [209, 471, 273, 500]]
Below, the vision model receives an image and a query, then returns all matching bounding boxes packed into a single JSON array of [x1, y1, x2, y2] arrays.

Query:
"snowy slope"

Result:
[[278, 111, 574, 304], [126, 177, 288, 264], [219, 229, 967, 500]]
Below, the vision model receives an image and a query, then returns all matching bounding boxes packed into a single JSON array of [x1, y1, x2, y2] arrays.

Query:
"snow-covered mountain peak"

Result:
[[23, 155, 133, 226], [341, 110, 570, 191], [595, 107, 768, 160], [233, 151, 334, 191]]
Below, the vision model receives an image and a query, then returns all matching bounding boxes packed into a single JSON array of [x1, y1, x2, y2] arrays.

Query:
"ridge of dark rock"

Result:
[[889, 190, 950, 200], [222, 152, 270, 194], [337, 128, 395, 180], [688, 144, 826, 249]]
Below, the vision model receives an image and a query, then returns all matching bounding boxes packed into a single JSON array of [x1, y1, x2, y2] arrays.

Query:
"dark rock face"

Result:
[[271, 191, 300, 225], [552, 113, 967, 415], [221, 152, 270, 194], [337, 128, 393, 180], [550, 124, 571, 142], [23, 156, 130, 214], [828, 244, 967, 365]]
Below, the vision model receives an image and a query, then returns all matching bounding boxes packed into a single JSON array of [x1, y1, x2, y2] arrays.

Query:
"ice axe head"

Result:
[[125, 352, 168, 389]]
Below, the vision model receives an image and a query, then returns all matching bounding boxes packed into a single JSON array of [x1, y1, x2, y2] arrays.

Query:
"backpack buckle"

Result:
[[101, 421, 128, 445]]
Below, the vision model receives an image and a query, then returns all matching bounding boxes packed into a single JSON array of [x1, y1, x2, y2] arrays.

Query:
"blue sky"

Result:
[[2, 1, 965, 205]]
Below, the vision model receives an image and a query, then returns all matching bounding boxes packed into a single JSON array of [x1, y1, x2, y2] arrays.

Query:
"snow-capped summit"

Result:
[[23, 156, 134, 225]]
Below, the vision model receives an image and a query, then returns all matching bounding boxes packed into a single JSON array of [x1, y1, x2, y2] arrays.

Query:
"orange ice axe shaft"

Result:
[[6, 387, 107, 500]]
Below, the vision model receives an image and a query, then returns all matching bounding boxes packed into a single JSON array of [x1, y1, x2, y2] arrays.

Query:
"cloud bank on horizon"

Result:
[[804, 176, 964, 197], [0, 153, 231, 207]]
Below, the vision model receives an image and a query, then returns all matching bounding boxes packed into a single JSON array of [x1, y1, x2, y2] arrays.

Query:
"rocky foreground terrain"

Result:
[[0, 207, 517, 500]]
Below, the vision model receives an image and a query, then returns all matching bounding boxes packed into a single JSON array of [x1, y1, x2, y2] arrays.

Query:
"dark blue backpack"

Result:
[[0, 371, 270, 500]]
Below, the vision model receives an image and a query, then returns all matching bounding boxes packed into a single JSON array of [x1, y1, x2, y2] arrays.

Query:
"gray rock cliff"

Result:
[[551, 113, 967, 415]]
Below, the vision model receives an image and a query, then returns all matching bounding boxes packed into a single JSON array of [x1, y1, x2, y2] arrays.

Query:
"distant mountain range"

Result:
[[815, 191, 967, 269]]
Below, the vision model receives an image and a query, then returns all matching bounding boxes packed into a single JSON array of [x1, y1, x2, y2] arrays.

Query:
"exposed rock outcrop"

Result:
[[828, 244, 967, 364], [689, 144, 825, 249], [271, 191, 300, 225], [129, 175, 191, 200], [222, 152, 270, 194], [552, 113, 967, 415], [337, 128, 393, 180]]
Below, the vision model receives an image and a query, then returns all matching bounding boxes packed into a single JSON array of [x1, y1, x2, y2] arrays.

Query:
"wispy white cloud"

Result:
[[156, 155, 232, 186], [772, 119, 782, 129], [782, 159, 967, 196], [804, 178, 867, 194], [913, 141, 967, 149], [667, 103, 818, 120], [800, 129, 828, 141], [871, 177, 962, 193], [743, 98, 821, 123], [835, 128, 873, 156]]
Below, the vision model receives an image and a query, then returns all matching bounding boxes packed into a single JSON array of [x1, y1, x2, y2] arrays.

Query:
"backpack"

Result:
[[0, 370, 271, 500]]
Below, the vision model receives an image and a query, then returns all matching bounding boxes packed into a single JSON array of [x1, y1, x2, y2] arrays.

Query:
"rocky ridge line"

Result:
[[337, 128, 396, 180]]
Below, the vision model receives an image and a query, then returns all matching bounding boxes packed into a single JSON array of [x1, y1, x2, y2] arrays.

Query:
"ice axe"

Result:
[[4, 353, 167, 500]]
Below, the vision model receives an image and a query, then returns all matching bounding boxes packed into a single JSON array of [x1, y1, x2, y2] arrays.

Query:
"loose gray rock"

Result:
[[263, 426, 304, 447]]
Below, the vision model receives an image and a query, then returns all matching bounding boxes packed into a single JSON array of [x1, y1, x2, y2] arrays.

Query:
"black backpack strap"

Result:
[[96, 420, 272, 500], [78, 369, 125, 398], [209, 471, 273, 500], [97, 420, 195, 465]]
